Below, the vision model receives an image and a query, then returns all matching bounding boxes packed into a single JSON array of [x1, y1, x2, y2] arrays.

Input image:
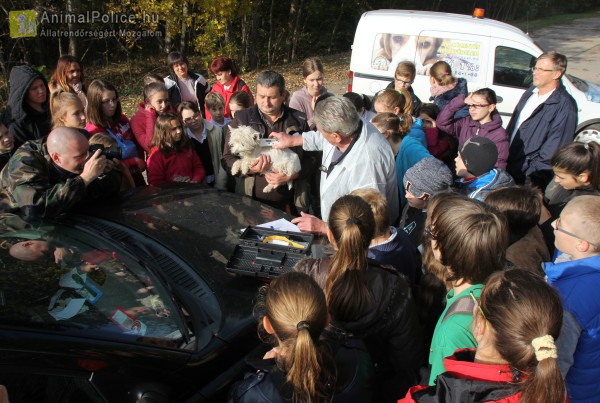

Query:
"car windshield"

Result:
[[0, 215, 188, 348], [566, 74, 589, 93]]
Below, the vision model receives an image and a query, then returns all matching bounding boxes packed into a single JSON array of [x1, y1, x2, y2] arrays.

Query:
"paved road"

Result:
[[529, 16, 600, 83]]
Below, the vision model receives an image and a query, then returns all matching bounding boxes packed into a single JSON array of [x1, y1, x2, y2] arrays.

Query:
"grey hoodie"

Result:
[[6, 65, 51, 148]]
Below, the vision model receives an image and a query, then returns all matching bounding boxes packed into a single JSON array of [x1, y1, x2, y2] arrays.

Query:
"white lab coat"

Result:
[[303, 121, 399, 223]]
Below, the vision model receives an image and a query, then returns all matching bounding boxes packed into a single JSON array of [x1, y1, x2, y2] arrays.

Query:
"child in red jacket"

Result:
[[130, 82, 171, 154], [147, 113, 205, 185]]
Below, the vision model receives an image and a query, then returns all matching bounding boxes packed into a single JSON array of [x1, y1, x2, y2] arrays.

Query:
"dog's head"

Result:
[[229, 126, 261, 156]]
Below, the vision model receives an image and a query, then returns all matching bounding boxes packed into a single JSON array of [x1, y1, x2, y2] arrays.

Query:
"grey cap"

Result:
[[403, 157, 453, 197]]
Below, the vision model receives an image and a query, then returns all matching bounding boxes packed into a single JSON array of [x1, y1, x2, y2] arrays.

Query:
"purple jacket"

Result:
[[436, 94, 509, 169]]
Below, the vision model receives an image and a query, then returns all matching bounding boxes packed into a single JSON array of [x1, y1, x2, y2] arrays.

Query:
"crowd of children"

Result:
[[1, 52, 599, 403]]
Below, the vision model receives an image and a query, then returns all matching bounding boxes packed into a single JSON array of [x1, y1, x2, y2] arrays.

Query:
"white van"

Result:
[[348, 9, 600, 136]]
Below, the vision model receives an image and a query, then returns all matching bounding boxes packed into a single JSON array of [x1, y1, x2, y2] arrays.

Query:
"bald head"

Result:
[[47, 127, 89, 173], [47, 127, 88, 155], [562, 195, 600, 247]]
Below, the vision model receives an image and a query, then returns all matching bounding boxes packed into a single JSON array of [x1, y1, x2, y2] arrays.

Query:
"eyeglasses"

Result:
[[552, 217, 599, 249], [101, 97, 119, 105], [404, 180, 429, 199], [394, 77, 413, 86], [182, 113, 202, 125], [531, 66, 555, 73], [468, 104, 490, 109], [469, 291, 486, 320], [424, 224, 437, 240]]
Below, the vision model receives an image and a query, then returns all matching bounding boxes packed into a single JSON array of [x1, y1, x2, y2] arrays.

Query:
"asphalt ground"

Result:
[[529, 16, 600, 83]]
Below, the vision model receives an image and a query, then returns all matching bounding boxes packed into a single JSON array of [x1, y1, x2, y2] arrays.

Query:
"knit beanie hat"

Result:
[[403, 157, 453, 197], [459, 137, 498, 177]]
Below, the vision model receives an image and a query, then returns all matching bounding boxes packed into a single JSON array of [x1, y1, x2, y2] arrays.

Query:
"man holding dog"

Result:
[[271, 96, 399, 234], [0, 127, 121, 220], [222, 70, 318, 214]]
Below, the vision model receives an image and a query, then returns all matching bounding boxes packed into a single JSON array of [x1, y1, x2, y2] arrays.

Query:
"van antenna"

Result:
[[526, 11, 529, 34]]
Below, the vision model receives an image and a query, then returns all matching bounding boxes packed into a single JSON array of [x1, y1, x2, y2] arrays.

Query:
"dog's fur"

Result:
[[228, 125, 301, 193]]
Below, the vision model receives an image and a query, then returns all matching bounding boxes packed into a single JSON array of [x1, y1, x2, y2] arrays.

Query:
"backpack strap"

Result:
[[442, 295, 476, 322]]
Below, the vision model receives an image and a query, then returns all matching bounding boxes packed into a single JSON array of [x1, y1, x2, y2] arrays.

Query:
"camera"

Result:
[[89, 144, 122, 160]]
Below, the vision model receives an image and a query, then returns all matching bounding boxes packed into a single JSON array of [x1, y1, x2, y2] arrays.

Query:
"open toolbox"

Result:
[[226, 226, 314, 279]]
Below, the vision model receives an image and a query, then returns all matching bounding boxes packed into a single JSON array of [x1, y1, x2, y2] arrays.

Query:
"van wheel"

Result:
[[575, 124, 600, 144]]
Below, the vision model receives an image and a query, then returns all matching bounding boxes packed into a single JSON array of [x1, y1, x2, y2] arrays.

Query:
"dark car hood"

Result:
[[75, 184, 289, 341]]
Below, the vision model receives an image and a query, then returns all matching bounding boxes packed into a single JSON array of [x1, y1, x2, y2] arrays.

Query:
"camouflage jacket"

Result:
[[0, 138, 122, 220]]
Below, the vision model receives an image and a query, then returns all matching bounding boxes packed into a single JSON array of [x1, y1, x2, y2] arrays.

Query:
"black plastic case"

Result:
[[226, 227, 314, 279]]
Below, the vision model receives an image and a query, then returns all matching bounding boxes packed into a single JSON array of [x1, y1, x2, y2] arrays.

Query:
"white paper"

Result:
[[257, 218, 301, 233]]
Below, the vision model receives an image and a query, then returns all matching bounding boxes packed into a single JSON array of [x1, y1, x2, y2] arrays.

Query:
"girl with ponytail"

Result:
[[371, 111, 431, 207], [296, 194, 423, 402], [400, 268, 566, 402], [228, 271, 335, 402]]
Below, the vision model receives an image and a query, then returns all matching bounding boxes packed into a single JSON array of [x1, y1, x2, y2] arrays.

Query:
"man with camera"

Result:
[[0, 126, 122, 220]]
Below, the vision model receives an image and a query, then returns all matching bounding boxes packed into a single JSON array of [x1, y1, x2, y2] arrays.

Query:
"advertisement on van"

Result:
[[371, 33, 483, 80]]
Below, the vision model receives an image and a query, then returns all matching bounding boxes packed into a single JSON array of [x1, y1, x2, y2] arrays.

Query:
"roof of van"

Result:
[[359, 9, 533, 43]]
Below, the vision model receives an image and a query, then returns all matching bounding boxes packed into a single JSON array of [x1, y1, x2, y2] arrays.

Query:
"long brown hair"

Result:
[[49, 55, 86, 93], [373, 89, 413, 117], [151, 113, 190, 157], [326, 195, 374, 322], [301, 57, 324, 78], [430, 195, 507, 285], [480, 269, 565, 403], [255, 272, 335, 402], [86, 79, 122, 128]]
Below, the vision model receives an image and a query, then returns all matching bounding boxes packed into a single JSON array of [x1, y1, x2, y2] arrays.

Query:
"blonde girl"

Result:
[[50, 90, 86, 129], [229, 272, 335, 402]]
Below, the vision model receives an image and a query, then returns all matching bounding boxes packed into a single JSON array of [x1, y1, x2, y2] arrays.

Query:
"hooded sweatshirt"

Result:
[[6, 65, 52, 148], [436, 94, 509, 168]]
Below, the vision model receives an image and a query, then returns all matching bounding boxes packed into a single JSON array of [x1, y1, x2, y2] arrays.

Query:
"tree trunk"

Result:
[[267, 0, 275, 64], [180, 1, 188, 52], [286, 0, 299, 63], [249, 0, 261, 69], [327, 0, 345, 53], [290, 0, 304, 63], [67, 0, 80, 56], [164, 19, 172, 52]]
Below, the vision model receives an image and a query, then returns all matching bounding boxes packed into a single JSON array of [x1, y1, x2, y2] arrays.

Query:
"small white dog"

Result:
[[229, 126, 301, 193]]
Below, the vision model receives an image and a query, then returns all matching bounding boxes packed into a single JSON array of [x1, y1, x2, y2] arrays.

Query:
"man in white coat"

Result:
[[270, 96, 399, 234]]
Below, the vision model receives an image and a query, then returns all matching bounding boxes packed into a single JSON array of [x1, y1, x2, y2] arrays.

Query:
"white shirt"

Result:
[[510, 87, 556, 144], [302, 121, 399, 223]]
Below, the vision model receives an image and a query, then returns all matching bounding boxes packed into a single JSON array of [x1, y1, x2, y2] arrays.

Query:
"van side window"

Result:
[[493, 46, 536, 89]]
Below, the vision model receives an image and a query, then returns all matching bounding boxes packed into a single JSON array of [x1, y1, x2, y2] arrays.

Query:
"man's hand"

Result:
[[265, 170, 298, 187], [248, 154, 272, 174], [104, 159, 116, 174], [270, 132, 302, 149], [292, 212, 327, 235], [80, 149, 107, 186]]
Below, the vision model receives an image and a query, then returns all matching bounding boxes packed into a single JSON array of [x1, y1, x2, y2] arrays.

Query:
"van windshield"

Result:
[[0, 216, 188, 349]]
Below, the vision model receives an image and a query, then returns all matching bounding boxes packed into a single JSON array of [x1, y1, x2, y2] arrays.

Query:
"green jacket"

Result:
[[428, 284, 482, 385], [0, 138, 122, 220]]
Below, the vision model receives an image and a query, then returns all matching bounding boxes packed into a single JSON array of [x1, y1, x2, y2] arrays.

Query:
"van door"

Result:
[[487, 40, 539, 124], [411, 31, 490, 106]]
